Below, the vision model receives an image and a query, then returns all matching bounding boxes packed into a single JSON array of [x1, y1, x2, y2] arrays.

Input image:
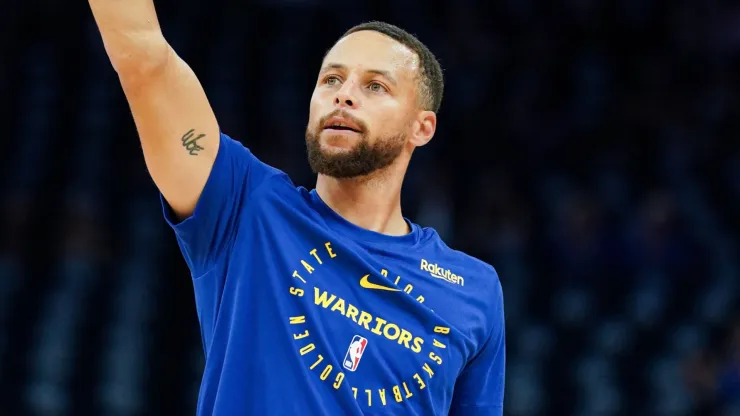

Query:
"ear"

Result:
[[409, 110, 436, 147]]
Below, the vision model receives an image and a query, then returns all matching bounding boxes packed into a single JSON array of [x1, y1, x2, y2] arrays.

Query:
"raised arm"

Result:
[[89, 0, 219, 219]]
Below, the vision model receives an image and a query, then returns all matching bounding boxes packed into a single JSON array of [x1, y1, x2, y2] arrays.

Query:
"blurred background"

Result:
[[2, 0, 740, 415]]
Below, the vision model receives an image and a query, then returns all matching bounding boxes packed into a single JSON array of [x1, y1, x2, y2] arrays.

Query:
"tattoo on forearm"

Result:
[[182, 129, 205, 156]]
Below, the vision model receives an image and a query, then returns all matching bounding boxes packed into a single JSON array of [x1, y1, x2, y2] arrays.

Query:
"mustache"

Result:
[[318, 110, 368, 132]]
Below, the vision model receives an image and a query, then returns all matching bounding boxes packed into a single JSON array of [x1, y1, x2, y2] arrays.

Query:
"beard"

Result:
[[305, 117, 405, 179]]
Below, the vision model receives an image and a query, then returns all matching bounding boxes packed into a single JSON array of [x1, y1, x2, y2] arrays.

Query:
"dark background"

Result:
[[2, 0, 740, 415]]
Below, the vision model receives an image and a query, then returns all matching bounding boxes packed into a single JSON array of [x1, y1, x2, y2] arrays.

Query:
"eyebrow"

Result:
[[321, 63, 398, 86]]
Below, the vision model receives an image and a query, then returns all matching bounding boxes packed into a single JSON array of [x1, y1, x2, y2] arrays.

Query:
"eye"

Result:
[[368, 82, 387, 93], [325, 75, 341, 86]]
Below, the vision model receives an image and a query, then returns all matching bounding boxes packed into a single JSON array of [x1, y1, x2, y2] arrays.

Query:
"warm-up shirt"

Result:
[[161, 132, 506, 415]]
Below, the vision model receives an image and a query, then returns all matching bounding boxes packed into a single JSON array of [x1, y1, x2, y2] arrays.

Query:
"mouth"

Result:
[[322, 116, 362, 133], [324, 125, 360, 132]]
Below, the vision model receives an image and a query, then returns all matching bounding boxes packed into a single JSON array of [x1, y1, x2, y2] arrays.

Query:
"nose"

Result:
[[334, 82, 360, 109]]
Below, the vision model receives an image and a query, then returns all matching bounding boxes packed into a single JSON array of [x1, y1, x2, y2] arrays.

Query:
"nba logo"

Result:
[[343, 335, 368, 372]]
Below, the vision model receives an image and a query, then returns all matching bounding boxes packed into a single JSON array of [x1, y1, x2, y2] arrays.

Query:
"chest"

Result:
[[240, 210, 478, 413]]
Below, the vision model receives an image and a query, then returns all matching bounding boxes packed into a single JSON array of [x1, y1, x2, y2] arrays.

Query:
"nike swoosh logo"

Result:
[[359, 274, 401, 292]]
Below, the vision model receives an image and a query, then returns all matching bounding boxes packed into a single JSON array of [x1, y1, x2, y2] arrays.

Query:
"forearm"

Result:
[[88, 0, 169, 75]]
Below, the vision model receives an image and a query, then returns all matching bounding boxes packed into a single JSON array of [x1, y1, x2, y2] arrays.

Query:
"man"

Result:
[[89, 0, 505, 413]]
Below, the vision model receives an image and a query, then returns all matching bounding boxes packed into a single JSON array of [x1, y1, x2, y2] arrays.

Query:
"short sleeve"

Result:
[[161, 132, 281, 277], [449, 278, 506, 416]]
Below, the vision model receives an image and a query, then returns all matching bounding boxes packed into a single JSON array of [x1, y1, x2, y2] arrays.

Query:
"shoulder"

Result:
[[414, 224, 505, 343], [217, 133, 299, 198], [219, 133, 288, 182], [416, 225, 502, 296]]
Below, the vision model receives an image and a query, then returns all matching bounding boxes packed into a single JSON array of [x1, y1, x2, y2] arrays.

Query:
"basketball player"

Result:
[[88, 0, 505, 414]]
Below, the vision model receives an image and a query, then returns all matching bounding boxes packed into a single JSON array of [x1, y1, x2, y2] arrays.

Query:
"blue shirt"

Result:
[[161, 133, 506, 415]]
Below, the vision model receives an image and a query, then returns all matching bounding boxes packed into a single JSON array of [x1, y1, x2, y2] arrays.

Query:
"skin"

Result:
[[306, 30, 437, 236]]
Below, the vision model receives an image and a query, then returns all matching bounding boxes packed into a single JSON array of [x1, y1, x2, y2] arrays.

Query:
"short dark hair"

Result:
[[335, 21, 444, 113]]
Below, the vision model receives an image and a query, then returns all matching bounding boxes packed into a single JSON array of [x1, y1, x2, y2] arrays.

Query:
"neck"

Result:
[[315, 163, 410, 237]]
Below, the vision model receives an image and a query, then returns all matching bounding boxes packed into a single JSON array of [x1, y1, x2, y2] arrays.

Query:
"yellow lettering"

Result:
[[413, 373, 426, 390], [392, 385, 403, 402], [289, 316, 306, 325], [433, 339, 447, 349], [292, 270, 306, 284], [422, 363, 435, 378], [346, 304, 359, 323], [402, 382, 413, 398], [412, 337, 424, 353], [434, 326, 450, 335], [381, 269, 388, 277], [371, 317, 387, 335], [320, 365, 333, 380], [301, 260, 315, 274], [310, 354, 324, 370], [403, 284, 413, 294], [330, 298, 346, 315], [325, 242, 336, 258], [383, 323, 400, 341], [309, 248, 323, 264], [365, 389, 372, 406], [300, 344, 315, 356], [358, 312, 372, 330], [314, 288, 336, 308], [429, 352, 442, 365], [394, 276, 401, 285], [293, 330, 309, 340], [352, 387, 358, 399], [416, 295, 425, 303], [289, 287, 304, 297], [378, 389, 387, 405], [333, 372, 344, 389], [398, 329, 413, 349]]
